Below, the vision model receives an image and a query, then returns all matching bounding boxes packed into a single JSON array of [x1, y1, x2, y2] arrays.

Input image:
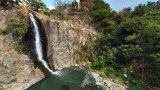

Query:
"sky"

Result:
[[42, 0, 159, 11]]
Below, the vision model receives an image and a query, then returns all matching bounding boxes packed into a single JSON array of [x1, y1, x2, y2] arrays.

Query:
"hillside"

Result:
[[0, 7, 126, 90], [0, 0, 160, 90]]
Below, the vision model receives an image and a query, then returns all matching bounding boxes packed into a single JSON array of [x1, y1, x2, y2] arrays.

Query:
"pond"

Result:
[[27, 67, 105, 90]]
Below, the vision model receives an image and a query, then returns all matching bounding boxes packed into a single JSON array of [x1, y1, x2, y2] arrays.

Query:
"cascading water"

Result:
[[27, 13, 106, 90], [29, 13, 57, 75]]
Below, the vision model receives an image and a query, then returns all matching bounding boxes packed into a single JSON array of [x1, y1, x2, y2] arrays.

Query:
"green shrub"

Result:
[[43, 9, 50, 16], [92, 0, 110, 10], [128, 77, 150, 90], [0, 28, 4, 34], [119, 18, 141, 35], [14, 43, 21, 53], [91, 56, 105, 70], [90, 9, 110, 21], [116, 45, 143, 64], [72, 0, 78, 7], [6, 17, 28, 54], [49, 9, 60, 16], [7, 18, 28, 39]]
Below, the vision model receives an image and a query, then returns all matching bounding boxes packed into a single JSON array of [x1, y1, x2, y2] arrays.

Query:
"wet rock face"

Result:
[[41, 18, 97, 70], [43, 20, 75, 70]]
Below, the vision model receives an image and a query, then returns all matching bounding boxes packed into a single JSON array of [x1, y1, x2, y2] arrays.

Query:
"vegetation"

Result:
[[0, 28, 5, 34], [42, 8, 60, 16], [1, 0, 160, 89], [76, 0, 160, 89], [26, 0, 47, 11], [6, 17, 28, 53], [0, 0, 21, 8], [7, 18, 28, 38]]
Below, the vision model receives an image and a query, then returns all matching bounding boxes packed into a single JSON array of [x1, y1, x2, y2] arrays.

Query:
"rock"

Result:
[[91, 72, 106, 88], [0, 76, 17, 84], [74, 64, 80, 67], [0, 67, 5, 76], [0, 9, 45, 90], [103, 78, 127, 90], [0, 83, 3, 87], [2, 55, 13, 68], [123, 74, 128, 78], [41, 17, 97, 70], [81, 76, 93, 88], [10, 77, 17, 83], [0, 8, 127, 90], [113, 79, 119, 84], [0, 87, 3, 90]]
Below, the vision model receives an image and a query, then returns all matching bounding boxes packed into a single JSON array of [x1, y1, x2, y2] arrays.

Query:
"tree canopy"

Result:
[[79, 0, 160, 89]]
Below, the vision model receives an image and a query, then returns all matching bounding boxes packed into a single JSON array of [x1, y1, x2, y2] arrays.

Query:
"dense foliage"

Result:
[[0, 0, 21, 8], [78, 0, 160, 89]]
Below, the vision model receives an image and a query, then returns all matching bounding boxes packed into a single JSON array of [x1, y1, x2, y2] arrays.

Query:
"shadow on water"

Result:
[[27, 67, 105, 90]]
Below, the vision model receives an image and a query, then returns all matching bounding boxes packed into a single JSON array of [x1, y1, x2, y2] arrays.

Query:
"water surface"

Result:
[[27, 67, 105, 90]]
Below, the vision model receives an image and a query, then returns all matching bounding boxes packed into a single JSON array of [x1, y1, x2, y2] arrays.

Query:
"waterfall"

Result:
[[29, 13, 58, 75]]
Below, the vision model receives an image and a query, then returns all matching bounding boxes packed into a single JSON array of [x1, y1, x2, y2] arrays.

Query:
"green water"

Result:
[[27, 67, 105, 90]]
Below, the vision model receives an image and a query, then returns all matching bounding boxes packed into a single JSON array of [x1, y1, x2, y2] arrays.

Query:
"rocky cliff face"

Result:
[[0, 9, 45, 90], [40, 15, 97, 70], [39, 16, 127, 90], [0, 9, 126, 90], [0, 34, 44, 90]]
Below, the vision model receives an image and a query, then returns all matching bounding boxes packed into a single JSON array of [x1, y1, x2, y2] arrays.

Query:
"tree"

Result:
[[120, 7, 132, 17], [76, 0, 160, 88], [0, 0, 21, 8], [132, 4, 147, 16], [147, 1, 156, 9], [90, 9, 110, 22], [26, 0, 47, 11], [116, 45, 142, 64], [156, 0, 160, 10], [92, 0, 110, 10]]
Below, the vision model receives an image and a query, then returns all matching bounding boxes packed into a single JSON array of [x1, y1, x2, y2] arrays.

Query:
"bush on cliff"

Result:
[[6, 17, 28, 54]]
